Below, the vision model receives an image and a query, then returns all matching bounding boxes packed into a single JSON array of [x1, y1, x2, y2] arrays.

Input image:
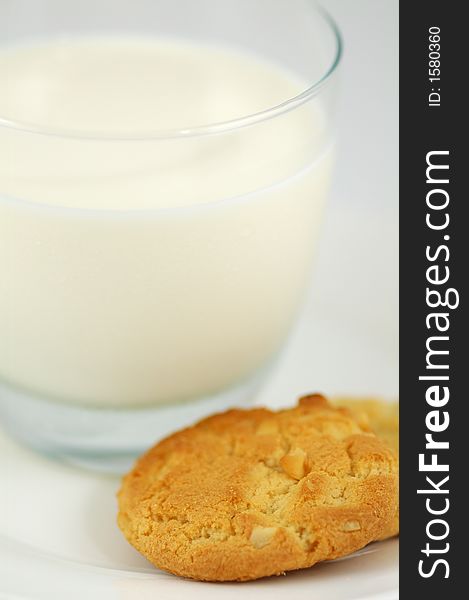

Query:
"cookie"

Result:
[[117, 394, 398, 581], [332, 398, 399, 453]]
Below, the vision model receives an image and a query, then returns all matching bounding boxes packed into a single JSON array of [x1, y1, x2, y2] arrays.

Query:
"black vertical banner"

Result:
[[400, 1, 465, 596]]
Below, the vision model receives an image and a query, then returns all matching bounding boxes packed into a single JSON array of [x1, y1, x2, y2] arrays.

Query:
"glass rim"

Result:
[[0, 3, 342, 141]]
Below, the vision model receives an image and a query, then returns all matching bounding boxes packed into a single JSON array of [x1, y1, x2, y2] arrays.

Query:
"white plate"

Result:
[[1, 207, 398, 599]]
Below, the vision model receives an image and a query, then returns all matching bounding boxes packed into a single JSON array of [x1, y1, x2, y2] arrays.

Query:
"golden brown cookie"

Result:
[[117, 395, 399, 581], [332, 398, 399, 453]]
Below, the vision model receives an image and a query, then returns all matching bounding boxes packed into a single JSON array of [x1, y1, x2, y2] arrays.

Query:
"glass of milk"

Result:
[[0, 0, 341, 470]]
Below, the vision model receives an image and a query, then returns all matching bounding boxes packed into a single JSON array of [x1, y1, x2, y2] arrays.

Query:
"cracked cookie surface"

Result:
[[117, 395, 399, 581], [332, 398, 399, 453]]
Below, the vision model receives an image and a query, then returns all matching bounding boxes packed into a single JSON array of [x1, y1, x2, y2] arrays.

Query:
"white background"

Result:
[[322, 0, 398, 214], [2, 3, 399, 598]]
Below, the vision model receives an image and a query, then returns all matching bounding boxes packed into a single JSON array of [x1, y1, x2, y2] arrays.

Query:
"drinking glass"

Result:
[[0, 0, 341, 470]]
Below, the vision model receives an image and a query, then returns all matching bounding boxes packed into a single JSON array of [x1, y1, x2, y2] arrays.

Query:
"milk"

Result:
[[0, 37, 333, 407]]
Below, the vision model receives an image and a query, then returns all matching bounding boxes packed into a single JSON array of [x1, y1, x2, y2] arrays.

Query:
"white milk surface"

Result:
[[0, 37, 333, 407]]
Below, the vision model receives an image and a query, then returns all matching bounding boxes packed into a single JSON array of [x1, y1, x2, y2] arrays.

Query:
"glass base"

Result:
[[0, 370, 269, 473]]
